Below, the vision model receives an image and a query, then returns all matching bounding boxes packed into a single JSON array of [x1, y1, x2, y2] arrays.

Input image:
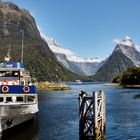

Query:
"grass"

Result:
[[35, 81, 71, 91]]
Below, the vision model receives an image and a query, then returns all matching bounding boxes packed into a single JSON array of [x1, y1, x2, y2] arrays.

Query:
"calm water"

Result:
[[2, 82, 140, 140]]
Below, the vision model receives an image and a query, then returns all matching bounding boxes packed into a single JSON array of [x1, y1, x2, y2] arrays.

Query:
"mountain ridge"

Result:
[[46, 37, 105, 76], [46, 34, 140, 81], [94, 37, 140, 81], [0, 1, 83, 82]]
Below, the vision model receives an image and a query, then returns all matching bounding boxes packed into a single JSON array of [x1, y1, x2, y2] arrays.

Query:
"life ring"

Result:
[[23, 86, 30, 93], [2, 80, 8, 86], [2, 86, 9, 93], [12, 80, 19, 86]]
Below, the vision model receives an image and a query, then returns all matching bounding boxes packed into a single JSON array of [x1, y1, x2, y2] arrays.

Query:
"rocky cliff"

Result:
[[94, 37, 140, 81], [0, 2, 81, 82], [46, 37, 105, 76]]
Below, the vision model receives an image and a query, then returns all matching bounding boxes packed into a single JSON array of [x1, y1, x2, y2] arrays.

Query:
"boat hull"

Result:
[[0, 103, 38, 133]]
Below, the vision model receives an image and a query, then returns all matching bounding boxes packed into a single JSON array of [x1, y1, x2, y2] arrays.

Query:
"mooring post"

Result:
[[79, 90, 106, 140], [79, 91, 87, 106], [79, 91, 87, 139], [100, 90, 106, 133], [93, 91, 98, 139]]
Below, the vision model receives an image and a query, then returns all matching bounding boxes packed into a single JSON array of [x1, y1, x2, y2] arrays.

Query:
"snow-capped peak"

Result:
[[113, 36, 140, 66], [46, 37, 103, 63], [67, 55, 103, 63], [46, 37, 75, 56], [114, 36, 134, 47], [122, 36, 134, 46], [124, 36, 132, 41]]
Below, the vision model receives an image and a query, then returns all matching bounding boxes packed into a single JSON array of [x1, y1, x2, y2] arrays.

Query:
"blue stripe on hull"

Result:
[[0, 62, 24, 69], [0, 85, 36, 94]]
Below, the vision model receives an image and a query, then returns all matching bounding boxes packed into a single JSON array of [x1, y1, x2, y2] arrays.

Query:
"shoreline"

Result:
[[35, 82, 71, 91], [101, 83, 120, 86], [123, 85, 140, 88], [102, 83, 140, 89]]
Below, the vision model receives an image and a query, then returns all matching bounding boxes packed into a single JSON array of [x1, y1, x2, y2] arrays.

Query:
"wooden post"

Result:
[[100, 90, 106, 134], [93, 91, 98, 139], [79, 90, 106, 140], [79, 91, 87, 138]]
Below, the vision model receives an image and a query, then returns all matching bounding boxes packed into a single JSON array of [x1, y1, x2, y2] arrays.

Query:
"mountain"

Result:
[[0, 2, 82, 82], [94, 36, 140, 81], [46, 37, 105, 76]]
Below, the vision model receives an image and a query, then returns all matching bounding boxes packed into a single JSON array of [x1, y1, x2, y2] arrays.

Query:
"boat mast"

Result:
[[4, 45, 11, 62], [21, 30, 24, 63]]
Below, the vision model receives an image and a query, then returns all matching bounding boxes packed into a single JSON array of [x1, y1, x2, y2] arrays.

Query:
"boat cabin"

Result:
[[0, 62, 36, 95], [0, 62, 29, 86]]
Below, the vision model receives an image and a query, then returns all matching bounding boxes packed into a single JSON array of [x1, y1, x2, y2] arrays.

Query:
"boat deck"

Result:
[[0, 94, 38, 105]]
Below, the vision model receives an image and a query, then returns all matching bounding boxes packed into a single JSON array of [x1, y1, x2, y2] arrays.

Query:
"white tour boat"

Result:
[[0, 55, 38, 133]]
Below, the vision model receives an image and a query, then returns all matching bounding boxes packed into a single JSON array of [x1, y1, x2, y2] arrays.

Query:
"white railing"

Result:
[[0, 94, 38, 104]]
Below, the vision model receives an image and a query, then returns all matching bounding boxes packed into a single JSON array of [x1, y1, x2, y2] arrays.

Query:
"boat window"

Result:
[[0, 71, 19, 77], [17, 97, 23, 102], [0, 97, 3, 102], [27, 96, 35, 102], [6, 97, 12, 102], [0, 72, 6, 77], [12, 71, 19, 77]]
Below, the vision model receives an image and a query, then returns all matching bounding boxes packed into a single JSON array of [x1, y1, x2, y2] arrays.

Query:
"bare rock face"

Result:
[[47, 37, 105, 76], [0, 2, 80, 82]]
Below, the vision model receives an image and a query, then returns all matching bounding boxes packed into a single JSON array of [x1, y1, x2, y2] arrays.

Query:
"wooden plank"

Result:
[[79, 90, 106, 140]]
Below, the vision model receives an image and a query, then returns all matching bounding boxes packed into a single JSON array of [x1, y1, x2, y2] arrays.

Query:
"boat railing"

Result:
[[0, 94, 38, 104]]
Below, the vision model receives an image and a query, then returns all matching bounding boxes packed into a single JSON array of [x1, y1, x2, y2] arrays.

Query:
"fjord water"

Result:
[[2, 82, 140, 140]]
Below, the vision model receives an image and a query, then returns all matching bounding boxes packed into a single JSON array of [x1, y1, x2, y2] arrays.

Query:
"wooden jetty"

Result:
[[79, 90, 106, 140]]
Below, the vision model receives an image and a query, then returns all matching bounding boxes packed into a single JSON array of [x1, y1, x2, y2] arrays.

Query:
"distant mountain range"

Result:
[[46, 37, 106, 76], [47, 36, 140, 82], [0, 1, 82, 82], [1, 2, 140, 82]]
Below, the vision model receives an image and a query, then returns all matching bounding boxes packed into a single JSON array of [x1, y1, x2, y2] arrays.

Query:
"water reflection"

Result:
[[1, 118, 39, 140], [1, 83, 140, 140]]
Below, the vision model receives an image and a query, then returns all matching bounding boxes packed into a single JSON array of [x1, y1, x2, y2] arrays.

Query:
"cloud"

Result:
[[37, 24, 104, 63], [113, 38, 121, 44], [30, 10, 36, 18], [47, 38, 75, 56], [37, 25, 75, 56], [113, 37, 133, 46], [37, 25, 48, 41], [135, 44, 140, 51], [113, 37, 140, 52]]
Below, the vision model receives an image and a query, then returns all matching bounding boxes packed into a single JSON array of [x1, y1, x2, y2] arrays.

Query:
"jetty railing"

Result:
[[79, 90, 106, 140]]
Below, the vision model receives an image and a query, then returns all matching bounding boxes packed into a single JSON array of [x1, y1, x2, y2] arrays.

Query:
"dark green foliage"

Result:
[[0, 2, 83, 82], [121, 66, 140, 85], [112, 66, 140, 85], [93, 50, 134, 81], [112, 74, 122, 83]]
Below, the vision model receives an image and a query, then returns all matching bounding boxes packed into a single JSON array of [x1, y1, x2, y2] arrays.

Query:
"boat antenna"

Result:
[[4, 45, 11, 62], [21, 30, 24, 63]]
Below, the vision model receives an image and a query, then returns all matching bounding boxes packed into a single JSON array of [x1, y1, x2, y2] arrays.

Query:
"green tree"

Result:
[[121, 66, 140, 85], [112, 74, 122, 83]]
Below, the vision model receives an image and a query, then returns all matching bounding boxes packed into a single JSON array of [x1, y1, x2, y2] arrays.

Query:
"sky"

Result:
[[4, 0, 140, 59]]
